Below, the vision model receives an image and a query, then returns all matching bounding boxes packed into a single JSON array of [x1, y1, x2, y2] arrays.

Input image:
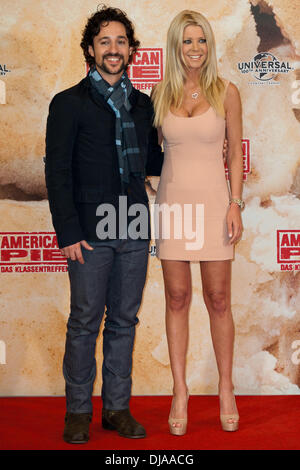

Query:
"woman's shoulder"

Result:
[[220, 79, 242, 116], [220, 78, 240, 106], [220, 77, 239, 94]]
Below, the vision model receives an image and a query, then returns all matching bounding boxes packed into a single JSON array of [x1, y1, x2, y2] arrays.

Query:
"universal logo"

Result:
[[238, 52, 294, 85], [0, 64, 11, 76]]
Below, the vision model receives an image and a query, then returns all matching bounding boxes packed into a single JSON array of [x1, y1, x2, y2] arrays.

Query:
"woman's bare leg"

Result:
[[161, 259, 192, 427], [200, 260, 238, 423]]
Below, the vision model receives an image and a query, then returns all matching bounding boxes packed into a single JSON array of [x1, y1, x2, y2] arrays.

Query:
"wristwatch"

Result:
[[230, 198, 245, 210]]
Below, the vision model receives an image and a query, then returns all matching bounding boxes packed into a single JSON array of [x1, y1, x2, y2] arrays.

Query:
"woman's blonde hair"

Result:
[[152, 10, 225, 127]]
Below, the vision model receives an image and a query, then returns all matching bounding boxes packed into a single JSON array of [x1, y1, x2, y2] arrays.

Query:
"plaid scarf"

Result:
[[89, 67, 144, 193]]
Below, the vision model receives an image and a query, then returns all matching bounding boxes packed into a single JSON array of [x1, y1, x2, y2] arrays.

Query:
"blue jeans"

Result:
[[63, 239, 149, 413]]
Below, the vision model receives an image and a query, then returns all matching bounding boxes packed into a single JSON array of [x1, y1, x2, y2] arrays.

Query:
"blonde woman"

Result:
[[152, 10, 244, 435]]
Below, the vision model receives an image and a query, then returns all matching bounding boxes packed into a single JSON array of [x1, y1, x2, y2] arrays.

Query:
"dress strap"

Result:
[[223, 78, 230, 92], [222, 78, 230, 102]]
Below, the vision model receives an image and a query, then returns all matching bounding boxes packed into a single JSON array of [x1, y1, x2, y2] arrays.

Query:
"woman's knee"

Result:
[[204, 290, 228, 316], [166, 289, 191, 312]]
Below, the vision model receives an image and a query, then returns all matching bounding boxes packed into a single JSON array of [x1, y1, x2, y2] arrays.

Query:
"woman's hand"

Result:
[[226, 203, 243, 244]]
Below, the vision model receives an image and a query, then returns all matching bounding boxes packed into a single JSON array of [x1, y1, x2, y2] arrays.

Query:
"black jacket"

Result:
[[45, 76, 163, 248]]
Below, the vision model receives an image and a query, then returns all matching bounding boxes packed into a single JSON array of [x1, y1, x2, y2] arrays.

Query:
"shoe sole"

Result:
[[63, 438, 89, 444], [118, 432, 146, 439], [63, 433, 89, 444]]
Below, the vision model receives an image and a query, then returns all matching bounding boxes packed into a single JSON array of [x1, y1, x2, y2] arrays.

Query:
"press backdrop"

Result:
[[0, 0, 300, 397]]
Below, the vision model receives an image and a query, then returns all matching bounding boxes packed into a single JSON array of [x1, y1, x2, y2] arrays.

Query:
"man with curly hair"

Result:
[[45, 5, 163, 443]]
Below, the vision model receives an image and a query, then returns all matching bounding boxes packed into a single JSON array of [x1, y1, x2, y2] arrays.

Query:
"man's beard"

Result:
[[96, 54, 128, 76]]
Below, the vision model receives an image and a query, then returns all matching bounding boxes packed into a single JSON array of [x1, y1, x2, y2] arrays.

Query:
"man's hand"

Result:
[[60, 240, 94, 264]]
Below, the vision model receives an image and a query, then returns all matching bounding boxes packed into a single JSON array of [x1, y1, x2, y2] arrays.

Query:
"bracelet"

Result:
[[230, 198, 245, 210]]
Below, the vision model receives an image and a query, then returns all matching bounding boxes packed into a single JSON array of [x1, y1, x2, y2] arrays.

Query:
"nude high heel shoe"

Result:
[[220, 413, 239, 432], [168, 391, 189, 436], [219, 387, 239, 432]]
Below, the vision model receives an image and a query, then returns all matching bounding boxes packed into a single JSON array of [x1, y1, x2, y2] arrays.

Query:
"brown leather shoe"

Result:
[[102, 408, 146, 439], [63, 412, 92, 444]]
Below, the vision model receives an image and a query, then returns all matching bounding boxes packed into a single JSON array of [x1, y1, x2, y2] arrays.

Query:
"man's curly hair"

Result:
[[80, 5, 140, 67]]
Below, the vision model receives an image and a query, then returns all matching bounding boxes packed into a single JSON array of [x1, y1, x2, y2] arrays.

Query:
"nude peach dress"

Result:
[[155, 83, 234, 261]]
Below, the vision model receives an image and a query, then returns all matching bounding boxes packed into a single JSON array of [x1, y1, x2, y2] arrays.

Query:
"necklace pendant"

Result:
[[192, 92, 199, 99]]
